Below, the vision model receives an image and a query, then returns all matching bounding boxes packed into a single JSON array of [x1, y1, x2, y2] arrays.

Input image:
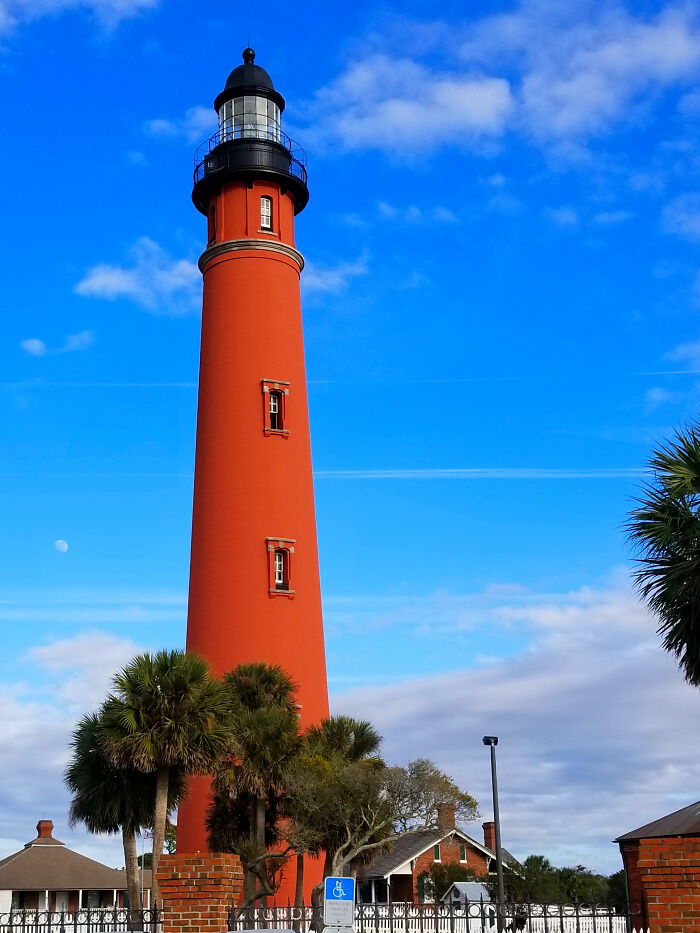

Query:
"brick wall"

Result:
[[412, 835, 489, 902], [620, 835, 700, 933], [156, 852, 243, 933]]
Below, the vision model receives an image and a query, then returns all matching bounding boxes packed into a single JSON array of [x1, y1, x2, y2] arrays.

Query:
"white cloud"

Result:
[[20, 331, 94, 357], [377, 202, 458, 224], [0, 630, 146, 864], [663, 192, 700, 240], [593, 210, 633, 225], [62, 330, 94, 352], [305, 53, 513, 154], [305, 5, 700, 161], [75, 238, 200, 314], [0, 0, 157, 35], [144, 106, 217, 144], [20, 338, 47, 356], [461, 3, 700, 143], [547, 206, 579, 226], [330, 580, 700, 873], [302, 257, 368, 295], [666, 338, 700, 367], [678, 86, 700, 115]]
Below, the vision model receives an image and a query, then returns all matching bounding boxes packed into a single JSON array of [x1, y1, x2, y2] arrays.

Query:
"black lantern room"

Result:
[[192, 49, 308, 215]]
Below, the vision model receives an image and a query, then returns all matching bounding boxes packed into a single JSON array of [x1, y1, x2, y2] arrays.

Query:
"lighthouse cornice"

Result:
[[198, 237, 304, 273]]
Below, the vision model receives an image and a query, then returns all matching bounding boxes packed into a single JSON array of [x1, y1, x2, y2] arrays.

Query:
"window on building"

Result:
[[262, 380, 289, 435], [269, 391, 281, 429], [459, 843, 467, 862], [274, 549, 288, 590], [261, 196, 273, 230], [433, 844, 441, 862], [267, 537, 295, 596], [207, 204, 216, 246]]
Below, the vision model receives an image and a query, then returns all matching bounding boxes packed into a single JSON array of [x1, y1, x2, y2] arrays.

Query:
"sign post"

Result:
[[323, 877, 356, 933]]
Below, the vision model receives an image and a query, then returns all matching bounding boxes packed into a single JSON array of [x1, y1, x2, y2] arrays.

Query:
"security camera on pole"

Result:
[[323, 876, 356, 933]]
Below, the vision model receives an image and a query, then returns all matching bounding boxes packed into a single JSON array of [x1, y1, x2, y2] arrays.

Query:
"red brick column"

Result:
[[156, 853, 243, 933], [637, 836, 700, 933]]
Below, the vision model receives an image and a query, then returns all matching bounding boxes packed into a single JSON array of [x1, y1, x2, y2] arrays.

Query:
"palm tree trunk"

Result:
[[151, 766, 170, 909], [255, 797, 267, 908], [294, 853, 304, 907], [122, 829, 141, 925]]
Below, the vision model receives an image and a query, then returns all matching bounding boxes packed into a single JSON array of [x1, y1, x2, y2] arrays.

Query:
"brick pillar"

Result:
[[637, 836, 700, 933], [157, 853, 243, 933]]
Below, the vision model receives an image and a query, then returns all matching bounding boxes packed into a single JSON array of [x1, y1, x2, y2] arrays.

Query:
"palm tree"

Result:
[[305, 715, 382, 763], [65, 711, 182, 916], [627, 424, 700, 684], [211, 663, 301, 904], [100, 650, 232, 907]]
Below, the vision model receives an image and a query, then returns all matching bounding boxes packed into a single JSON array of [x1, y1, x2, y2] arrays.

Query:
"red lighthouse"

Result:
[[176, 50, 329, 871]]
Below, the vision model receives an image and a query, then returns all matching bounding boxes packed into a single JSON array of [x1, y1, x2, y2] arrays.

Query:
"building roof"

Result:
[[0, 821, 149, 892], [615, 800, 700, 842], [360, 828, 507, 880], [441, 881, 492, 902]]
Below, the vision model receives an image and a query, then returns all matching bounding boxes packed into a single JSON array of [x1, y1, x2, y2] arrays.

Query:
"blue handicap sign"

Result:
[[324, 876, 355, 902]]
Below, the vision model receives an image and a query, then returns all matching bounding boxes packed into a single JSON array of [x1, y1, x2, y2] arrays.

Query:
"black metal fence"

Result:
[[0, 910, 161, 933], [230, 902, 648, 933]]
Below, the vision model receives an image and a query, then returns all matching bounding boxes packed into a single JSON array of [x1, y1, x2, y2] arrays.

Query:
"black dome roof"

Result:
[[225, 48, 275, 91], [214, 48, 285, 112]]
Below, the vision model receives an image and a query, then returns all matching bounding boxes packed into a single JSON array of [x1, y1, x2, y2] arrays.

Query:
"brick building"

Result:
[[358, 807, 517, 903], [616, 799, 700, 932]]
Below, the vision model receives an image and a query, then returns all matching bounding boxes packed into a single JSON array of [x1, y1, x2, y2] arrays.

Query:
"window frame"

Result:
[[266, 537, 295, 597], [459, 843, 467, 862], [262, 379, 290, 435], [433, 844, 441, 862], [260, 195, 273, 231]]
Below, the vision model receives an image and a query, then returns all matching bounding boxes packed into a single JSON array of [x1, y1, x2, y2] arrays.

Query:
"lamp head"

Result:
[[482, 736, 498, 746]]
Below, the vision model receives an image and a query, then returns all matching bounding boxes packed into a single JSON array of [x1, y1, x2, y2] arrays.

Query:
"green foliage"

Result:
[[100, 650, 231, 907], [606, 870, 628, 909], [207, 663, 301, 906], [627, 422, 700, 685], [65, 712, 157, 836], [418, 863, 480, 902], [100, 650, 232, 772], [490, 855, 625, 905], [305, 715, 382, 763], [386, 758, 479, 831]]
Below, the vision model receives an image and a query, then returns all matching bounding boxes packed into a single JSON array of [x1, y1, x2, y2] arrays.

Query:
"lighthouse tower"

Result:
[[176, 50, 329, 862]]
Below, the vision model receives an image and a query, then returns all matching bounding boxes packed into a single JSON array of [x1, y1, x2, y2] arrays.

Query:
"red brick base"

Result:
[[621, 836, 700, 933], [156, 852, 243, 933]]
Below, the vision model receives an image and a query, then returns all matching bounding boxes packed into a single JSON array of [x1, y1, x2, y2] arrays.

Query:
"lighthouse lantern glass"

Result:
[[219, 96, 281, 143]]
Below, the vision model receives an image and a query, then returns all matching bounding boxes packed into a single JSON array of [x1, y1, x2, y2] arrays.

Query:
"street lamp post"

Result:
[[483, 736, 505, 932]]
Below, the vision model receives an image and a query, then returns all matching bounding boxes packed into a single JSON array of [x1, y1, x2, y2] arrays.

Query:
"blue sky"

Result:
[[3, 0, 700, 878]]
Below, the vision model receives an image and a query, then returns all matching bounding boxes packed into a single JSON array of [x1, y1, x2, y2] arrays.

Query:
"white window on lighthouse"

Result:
[[269, 390, 281, 428], [274, 550, 288, 590], [219, 96, 280, 143], [261, 196, 273, 231]]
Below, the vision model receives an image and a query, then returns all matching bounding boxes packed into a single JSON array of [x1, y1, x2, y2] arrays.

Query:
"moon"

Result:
[[54, 539, 69, 553]]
